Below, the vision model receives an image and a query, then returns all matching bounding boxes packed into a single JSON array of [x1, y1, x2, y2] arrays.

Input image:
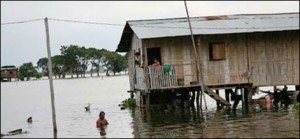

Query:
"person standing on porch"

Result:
[[152, 58, 161, 68], [140, 55, 147, 68]]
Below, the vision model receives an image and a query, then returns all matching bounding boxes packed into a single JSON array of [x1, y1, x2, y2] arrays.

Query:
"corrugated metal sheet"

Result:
[[116, 13, 299, 52], [128, 13, 299, 39]]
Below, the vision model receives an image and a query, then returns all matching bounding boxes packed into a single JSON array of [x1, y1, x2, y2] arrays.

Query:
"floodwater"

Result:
[[1, 75, 299, 138]]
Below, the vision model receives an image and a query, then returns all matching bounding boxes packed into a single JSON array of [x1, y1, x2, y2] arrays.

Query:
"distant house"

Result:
[[116, 12, 299, 107], [1, 65, 19, 82]]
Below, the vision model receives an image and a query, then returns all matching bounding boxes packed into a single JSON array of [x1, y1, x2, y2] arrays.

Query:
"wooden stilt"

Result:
[[196, 90, 200, 106], [241, 88, 245, 108], [247, 86, 254, 112], [295, 85, 300, 91], [216, 90, 220, 107], [244, 87, 249, 112], [146, 93, 150, 109], [199, 89, 203, 119], [225, 89, 230, 103]]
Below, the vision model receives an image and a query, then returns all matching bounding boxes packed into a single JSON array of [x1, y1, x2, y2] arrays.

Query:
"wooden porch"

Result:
[[134, 64, 232, 106]]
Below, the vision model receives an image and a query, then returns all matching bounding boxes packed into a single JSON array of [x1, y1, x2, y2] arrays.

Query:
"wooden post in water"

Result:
[[241, 87, 245, 111], [184, 0, 207, 111], [244, 87, 249, 112], [246, 85, 254, 112], [196, 90, 200, 106], [199, 89, 203, 119], [296, 85, 300, 91], [44, 17, 57, 138], [146, 93, 150, 109], [225, 89, 230, 103], [216, 90, 220, 108]]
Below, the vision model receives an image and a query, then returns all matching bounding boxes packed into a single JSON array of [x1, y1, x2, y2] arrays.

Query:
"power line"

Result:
[[1, 18, 44, 25], [48, 18, 124, 26]]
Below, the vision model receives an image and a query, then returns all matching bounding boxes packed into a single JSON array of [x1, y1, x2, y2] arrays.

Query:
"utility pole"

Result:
[[184, 0, 207, 111], [44, 17, 58, 138]]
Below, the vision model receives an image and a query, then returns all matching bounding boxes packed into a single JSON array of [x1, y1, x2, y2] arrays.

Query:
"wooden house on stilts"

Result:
[[116, 12, 299, 109], [1, 65, 19, 82]]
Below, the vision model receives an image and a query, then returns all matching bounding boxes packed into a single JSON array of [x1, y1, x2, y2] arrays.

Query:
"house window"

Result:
[[209, 42, 226, 60]]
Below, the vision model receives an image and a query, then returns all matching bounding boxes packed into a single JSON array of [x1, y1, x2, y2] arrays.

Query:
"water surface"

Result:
[[1, 75, 299, 138]]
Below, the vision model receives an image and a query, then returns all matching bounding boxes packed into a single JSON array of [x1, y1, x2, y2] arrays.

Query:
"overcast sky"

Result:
[[1, 1, 299, 67]]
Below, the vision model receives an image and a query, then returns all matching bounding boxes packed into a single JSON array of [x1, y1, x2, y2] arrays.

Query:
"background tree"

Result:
[[34, 44, 129, 79], [37, 57, 48, 77], [19, 62, 36, 81], [102, 50, 114, 76], [94, 49, 106, 77], [52, 55, 67, 78], [60, 45, 80, 78], [87, 48, 104, 77], [110, 52, 127, 75], [123, 52, 129, 74], [77, 46, 89, 78]]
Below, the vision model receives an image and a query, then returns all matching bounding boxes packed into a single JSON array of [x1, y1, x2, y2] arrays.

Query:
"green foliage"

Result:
[[110, 52, 127, 75], [34, 45, 128, 79], [121, 98, 136, 108], [60, 45, 79, 78], [35, 72, 43, 79], [294, 103, 299, 113], [52, 55, 67, 78], [37, 57, 48, 76], [19, 62, 36, 81]]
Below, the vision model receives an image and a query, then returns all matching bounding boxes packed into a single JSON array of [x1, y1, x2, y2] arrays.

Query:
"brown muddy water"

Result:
[[1, 75, 299, 138]]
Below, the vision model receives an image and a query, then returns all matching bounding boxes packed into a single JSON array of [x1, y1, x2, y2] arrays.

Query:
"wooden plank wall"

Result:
[[249, 31, 299, 86], [143, 37, 197, 86], [128, 48, 134, 90], [135, 67, 146, 90], [139, 30, 299, 88], [129, 33, 143, 91], [197, 34, 249, 86]]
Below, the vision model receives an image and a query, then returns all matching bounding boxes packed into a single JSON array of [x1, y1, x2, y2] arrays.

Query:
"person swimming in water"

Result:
[[27, 117, 32, 123], [96, 111, 108, 136]]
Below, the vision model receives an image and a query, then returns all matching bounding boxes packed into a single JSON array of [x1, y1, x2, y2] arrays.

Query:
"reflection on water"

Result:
[[132, 105, 299, 138], [1, 75, 299, 138]]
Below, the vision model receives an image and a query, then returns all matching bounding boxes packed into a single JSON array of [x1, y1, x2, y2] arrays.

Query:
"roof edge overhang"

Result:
[[140, 28, 299, 40], [116, 23, 134, 52]]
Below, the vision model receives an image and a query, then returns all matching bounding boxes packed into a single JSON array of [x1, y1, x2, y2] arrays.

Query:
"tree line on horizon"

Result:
[[18, 45, 127, 81]]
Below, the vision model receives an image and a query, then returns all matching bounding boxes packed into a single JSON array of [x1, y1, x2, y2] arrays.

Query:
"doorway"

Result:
[[147, 47, 161, 65]]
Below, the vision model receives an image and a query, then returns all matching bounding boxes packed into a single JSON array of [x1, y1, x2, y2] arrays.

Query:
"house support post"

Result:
[[216, 89, 220, 108], [243, 87, 249, 112], [296, 85, 300, 91], [225, 89, 230, 103], [196, 90, 200, 107]]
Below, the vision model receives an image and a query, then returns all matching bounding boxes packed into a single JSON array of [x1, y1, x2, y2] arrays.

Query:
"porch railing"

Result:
[[148, 65, 178, 89]]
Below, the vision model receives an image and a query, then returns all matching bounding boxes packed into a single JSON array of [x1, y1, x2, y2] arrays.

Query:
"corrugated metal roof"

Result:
[[129, 13, 299, 39], [116, 13, 299, 52]]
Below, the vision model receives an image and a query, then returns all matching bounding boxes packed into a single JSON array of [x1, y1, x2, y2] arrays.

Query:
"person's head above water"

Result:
[[27, 117, 32, 123], [99, 111, 105, 119]]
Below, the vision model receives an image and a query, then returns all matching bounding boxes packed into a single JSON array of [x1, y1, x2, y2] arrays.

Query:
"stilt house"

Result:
[[1, 65, 18, 82], [116, 12, 299, 107]]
